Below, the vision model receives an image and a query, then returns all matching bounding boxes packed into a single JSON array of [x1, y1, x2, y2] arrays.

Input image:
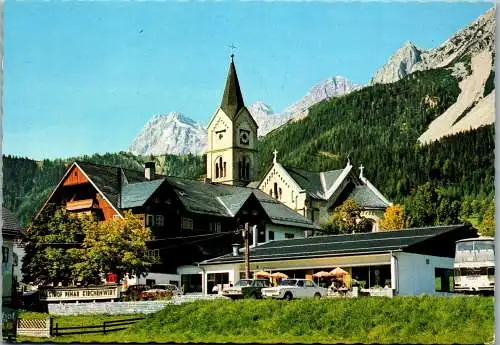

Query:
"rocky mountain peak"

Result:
[[371, 7, 495, 85], [128, 112, 207, 156], [370, 41, 423, 85]]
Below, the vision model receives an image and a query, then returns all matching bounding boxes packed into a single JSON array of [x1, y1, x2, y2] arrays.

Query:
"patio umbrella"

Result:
[[313, 271, 332, 278], [270, 272, 288, 279], [253, 271, 271, 278], [329, 267, 348, 277]]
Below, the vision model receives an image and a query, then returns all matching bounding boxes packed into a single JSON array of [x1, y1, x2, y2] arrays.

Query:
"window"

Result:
[[273, 183, 278, 200], [146, 279, 156, 287], [182, 217, 194, 230], [2, 247, 8, 263], [223, 162, 227, 177], [297, 280, 304, 287], [146, 214, 154, 226], [215, 163, 219, 178], [279, 188, 282, 200], [305, 280, 314, 287], [435, 268, 454, 292], [285, 233, 294, 239], [210, 222, 221, 233], [155, 215, 164, 226], [268, 231, 275, 241]]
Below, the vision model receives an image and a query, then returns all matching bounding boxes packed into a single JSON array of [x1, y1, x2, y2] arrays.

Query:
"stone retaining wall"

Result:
[[48, 301, 171, 316]]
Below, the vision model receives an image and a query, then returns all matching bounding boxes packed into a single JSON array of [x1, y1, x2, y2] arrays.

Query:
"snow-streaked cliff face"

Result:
[[371, 8, 495, 85], [128, 112, 207, 156]]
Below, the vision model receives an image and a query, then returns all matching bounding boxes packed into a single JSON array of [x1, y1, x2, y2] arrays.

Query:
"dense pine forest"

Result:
[[3, 65, 494, 232]]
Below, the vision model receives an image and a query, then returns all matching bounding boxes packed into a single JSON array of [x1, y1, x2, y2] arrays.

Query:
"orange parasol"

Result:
[[253, 271, 271, 278], [313, 271, 332, 278], [329, 267, 348, 277], [270, 272, 288, 279]]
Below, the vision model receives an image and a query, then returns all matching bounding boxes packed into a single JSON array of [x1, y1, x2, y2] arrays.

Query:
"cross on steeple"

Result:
[[229, 44, 237, 61], [273, 150, 278, 164]]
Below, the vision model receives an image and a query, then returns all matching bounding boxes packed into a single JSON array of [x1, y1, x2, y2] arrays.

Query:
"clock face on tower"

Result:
[[240, 129, 250, 145]]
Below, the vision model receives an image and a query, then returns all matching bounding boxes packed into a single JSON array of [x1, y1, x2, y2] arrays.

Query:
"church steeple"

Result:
[[221, 55, 244, 119]]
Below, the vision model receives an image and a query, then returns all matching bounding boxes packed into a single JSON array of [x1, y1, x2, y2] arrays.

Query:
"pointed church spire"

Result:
[[221, 55, 244, 119]]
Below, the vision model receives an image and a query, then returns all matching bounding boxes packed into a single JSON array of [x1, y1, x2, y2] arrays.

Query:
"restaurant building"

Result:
[[199, 224, 478, 296]]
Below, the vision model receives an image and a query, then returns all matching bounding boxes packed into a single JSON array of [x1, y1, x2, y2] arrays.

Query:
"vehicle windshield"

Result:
[[279, 279, 297, 286], [235, 280, 253, 287], [456, 240, 495, 263]]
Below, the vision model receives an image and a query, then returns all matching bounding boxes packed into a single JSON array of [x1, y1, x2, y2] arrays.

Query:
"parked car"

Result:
[[122, 284, 148, 301], [261, 279, 328, 300], [222, 279, 271, 299], [144, 284, 182, 296]]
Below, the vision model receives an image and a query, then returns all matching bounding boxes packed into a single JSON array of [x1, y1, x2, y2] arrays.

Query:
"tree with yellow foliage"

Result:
[[71, 211, 157, 284], [379, 204, 409, 231]]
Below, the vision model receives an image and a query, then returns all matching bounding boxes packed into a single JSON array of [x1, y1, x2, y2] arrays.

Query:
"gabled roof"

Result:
[[121, 178, 166, 209], [349, 185, 390, 209], [2, 208, 22, 237], [252, 189, 318, 229], [76, 161, 148, 209], [164, 177, 317, 229], [200, 224, 477, 265], [281, 165, 344, 200], [221, 58, 245, 120]]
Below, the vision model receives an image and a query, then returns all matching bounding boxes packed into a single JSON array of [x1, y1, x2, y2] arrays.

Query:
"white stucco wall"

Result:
[[130, 272, 181, 287], [2, 238, 14, 301], [265, 224, 307, 242], [259, 164, 306, 212], [201, 263, 240, 295], [395, 252, 454, 296]]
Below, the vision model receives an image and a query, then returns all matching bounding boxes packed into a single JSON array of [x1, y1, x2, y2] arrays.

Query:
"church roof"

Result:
[[220, 58, 245, 119], [349, 185, 391, 209], [281, 165, 344, 199], [200, 224, 478, 265]]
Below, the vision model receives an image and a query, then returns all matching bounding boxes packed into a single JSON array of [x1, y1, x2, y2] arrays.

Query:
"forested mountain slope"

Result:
[[258, 67, 494, 204]]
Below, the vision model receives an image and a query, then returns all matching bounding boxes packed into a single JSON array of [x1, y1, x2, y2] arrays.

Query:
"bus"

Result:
[[453, 237, 495, 295]]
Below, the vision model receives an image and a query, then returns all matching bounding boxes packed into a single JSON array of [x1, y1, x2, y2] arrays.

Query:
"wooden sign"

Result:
[[39, 285, 119, 302]]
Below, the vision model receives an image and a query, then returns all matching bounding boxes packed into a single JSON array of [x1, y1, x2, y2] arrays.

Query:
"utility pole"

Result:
[[243, 222, 250, 279]]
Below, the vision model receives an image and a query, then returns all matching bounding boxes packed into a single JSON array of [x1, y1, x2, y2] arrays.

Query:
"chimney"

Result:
[[232, 243, 240, 257], [145, 161, 155, 180]]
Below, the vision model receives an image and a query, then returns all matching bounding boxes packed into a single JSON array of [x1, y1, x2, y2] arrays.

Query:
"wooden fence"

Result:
[[53, 317, 145, 336]]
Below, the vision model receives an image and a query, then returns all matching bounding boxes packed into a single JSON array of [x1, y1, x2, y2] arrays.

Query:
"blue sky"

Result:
[[3, 1, 493, 160]]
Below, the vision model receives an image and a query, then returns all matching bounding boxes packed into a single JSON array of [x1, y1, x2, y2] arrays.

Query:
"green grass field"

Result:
[[17, 296, 494, 344]]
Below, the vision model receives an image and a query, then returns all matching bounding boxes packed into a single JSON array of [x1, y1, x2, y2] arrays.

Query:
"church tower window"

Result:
[[215, 163, 219, 178], [223, 162, 227, 177], [273, 183, 278, 200]]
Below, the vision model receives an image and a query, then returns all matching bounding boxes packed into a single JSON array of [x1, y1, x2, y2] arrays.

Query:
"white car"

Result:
[[261, 279, 328, 300], [143, 284, 182, 296]]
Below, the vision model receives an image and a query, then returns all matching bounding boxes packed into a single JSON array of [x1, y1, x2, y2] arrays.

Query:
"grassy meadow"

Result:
[[16, 296, 494, 344]]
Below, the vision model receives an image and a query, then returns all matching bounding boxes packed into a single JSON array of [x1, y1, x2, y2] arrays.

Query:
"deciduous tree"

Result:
[[379, 204, 409, 231], [321, 199, 372, 234], [71, 211, 157, 284]]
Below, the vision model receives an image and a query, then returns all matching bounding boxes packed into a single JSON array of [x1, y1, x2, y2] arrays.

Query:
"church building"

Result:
[[206, 55, 258, 186], [257, 152, 391, 231]]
